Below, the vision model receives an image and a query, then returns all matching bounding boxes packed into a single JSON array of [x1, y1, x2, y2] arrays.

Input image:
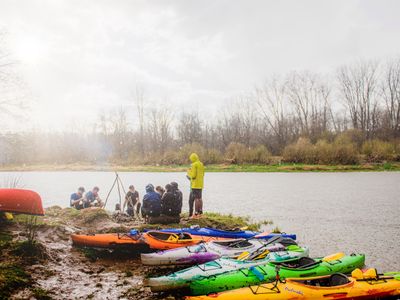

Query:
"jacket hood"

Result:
[[170, 182, 178, 189], [165, 184, 172, 192], [145, 184, 154, 193], [189, 153, 199, 163]]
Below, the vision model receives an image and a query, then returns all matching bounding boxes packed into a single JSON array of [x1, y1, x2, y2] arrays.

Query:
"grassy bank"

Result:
[[0, 162, 400, 172]]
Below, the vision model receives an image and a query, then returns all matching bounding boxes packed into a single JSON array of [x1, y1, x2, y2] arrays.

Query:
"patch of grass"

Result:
[[272, 226, 281, 233], [31, 287, 53, 300], [0, 263, 31, 299], [0, 231, 13, 250], [125, 270, 133, 277], [11, 240, 48, 262], [78, 208, 111, 224]]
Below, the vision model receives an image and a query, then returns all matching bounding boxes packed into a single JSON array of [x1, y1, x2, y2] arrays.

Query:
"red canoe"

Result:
[[0, 189, 45, 216]]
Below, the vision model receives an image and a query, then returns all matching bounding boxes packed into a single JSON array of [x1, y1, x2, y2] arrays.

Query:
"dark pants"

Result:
[[127, 202, 141, 217], [189, 191, 195, 217], [189, 189, 202, 216]]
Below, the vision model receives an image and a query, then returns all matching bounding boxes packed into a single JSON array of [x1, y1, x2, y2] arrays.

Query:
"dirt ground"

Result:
[[0, 207, 193, 300]]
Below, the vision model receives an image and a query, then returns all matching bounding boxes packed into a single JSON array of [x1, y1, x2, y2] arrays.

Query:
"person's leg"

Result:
[[194, 197, 200, 216], [197, 198, 203, 215], [198, 189, 203, 215], [136, 202, 142, 217], [127, 207, 133, 216], [188, 191, 194, 217]]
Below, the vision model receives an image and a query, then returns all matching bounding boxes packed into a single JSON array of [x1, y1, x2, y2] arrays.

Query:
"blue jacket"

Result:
[[142, 184, 161, 217]]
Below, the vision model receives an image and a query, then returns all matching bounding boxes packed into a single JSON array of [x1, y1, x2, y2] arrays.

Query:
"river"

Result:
[[1, 171, 399, 272]]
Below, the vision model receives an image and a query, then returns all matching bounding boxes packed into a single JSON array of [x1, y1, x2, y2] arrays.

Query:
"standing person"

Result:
[[187, 153, 205, 218], [141, 184, 161, 220], [70, 187, 85, 210], [84, 187, 104, 208], [123, 185, 141, 217]]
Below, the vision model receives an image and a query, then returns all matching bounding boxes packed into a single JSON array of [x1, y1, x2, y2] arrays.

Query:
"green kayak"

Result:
[[189, 252, 365, 296]]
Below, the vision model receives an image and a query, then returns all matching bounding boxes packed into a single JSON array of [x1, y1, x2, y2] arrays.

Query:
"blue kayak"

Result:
[[137, 227, 296, 240]]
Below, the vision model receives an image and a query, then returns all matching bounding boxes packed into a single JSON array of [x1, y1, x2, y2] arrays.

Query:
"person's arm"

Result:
[[135, 192, 140, 203], [122, 196, 128, 212], [187, 164, 197, 180]]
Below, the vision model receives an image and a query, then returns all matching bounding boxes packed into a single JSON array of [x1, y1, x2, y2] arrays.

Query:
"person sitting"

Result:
[[155, 185, 165, 197], [141, 184, 161, 220], [84, 186, 103, 208], [171, 182, 183, 215], [70, 187, 85, 210], [123, 185, 141, 217]]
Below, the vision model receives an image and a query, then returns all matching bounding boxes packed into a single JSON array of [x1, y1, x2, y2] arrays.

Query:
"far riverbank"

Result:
[[0, 162, 399, 172]]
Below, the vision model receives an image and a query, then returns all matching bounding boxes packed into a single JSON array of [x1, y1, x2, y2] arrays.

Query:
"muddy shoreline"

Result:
[[1, 207, 266, 300]]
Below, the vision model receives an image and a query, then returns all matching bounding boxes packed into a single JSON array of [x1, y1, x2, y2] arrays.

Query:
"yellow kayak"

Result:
[[187, 268, 400, 300]]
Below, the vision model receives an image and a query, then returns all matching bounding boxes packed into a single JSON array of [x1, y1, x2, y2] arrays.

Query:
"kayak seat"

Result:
[[213, 239, 253, 248], [279, 238, 297, 247], [280, 257, 316, 269], [329, 273, 350, 286]]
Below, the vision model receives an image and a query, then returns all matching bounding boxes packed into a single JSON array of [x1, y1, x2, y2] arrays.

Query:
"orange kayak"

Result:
[[0, 189, 44, 216], [71, 231, 228, 251], [143, 231, 228, 250], [71, 233, 146, 249]]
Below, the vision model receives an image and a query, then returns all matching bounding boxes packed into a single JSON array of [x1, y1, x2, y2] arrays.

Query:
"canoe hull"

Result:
[[0, 189, 44, 216]]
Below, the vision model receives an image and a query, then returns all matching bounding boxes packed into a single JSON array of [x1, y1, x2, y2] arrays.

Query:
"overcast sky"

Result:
[[1, 0, 400, 131]]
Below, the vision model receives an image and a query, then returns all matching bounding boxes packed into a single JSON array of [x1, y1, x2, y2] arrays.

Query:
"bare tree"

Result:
[[0, 31, 27, 119], [177, 111, 202, 145], [132, 85, 145, 156], [148, 104, 173, 154], [256, 76, 291, 150], [285, 71, 332, 140], [337, 60, 380, 137], [381, 58, 400, 137]]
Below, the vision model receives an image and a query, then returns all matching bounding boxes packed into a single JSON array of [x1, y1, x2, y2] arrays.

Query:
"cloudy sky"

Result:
[[0, 0, 399, 131]]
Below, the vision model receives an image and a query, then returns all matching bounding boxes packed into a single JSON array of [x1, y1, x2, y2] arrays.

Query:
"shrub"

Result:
[[225, 142, 248, 164], [225, 143, 271, 164], [283, 137, 359, 165], [246, 145, 271, 164], [203, 148, 223, 164], [362, 139, 398, 162], [282, 138, 316, 164]]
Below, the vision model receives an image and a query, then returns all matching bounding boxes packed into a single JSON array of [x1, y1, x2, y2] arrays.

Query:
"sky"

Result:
[[0, 0, 400, 132]]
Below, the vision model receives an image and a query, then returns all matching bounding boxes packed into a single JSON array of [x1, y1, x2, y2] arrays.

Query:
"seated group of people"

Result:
[[71, 182, 183, 223], [70, 186, 104, 209], [122, 182, 182, 222]]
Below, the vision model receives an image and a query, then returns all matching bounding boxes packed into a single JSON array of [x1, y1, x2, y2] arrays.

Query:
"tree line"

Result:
[[1, 58, 400, 166]]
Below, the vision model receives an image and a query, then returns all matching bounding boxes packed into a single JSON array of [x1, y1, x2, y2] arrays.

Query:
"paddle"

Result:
[[237, 235, 283, 261]]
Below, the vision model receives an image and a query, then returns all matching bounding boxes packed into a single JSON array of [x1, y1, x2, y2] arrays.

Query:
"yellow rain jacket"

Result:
[[187, 153, 204, 189]]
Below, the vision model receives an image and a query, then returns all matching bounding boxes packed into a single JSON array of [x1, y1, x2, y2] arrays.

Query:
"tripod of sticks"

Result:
[[103, 172, 127, 210]]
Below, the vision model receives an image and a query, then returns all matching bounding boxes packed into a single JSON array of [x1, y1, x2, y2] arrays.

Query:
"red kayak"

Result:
[[0, 189, 45, 216]]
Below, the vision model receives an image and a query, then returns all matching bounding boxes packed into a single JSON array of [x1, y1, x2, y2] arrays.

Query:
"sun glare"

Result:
[[14, 36, 46, 65]]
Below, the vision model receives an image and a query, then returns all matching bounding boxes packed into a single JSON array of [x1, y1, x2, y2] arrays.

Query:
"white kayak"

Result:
[[141, 237, 297, 266], [144, 245, 309, 292]]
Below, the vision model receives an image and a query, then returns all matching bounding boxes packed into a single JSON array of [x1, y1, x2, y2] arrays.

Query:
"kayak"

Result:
[[142, 231, 229, 250], [141, 237, 298, 266], [189, 253, 365, 295], [143, 227, 296, 240], [186, 268, 400, 300], [71, 232, 146, 249], [71, 231, 228, 250], [145, 245, 309, 292], [0, 189, 44, 216]]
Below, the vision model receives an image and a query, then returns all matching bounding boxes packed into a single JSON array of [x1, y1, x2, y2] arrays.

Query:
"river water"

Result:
[[1, 171, 399, 272]]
